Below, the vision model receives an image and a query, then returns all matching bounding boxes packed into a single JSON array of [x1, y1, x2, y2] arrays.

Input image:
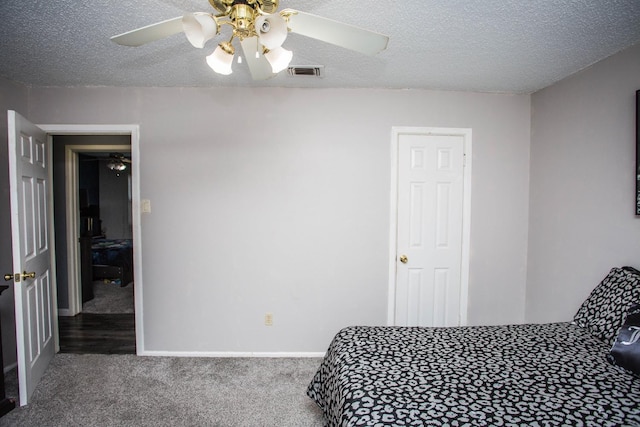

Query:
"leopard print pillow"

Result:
[[574, 267, 640, 346]]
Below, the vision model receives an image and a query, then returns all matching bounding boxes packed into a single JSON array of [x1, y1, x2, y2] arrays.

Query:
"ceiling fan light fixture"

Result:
[[206, 42, 235, 75], [264, 46, 292, 73], [107, 159, 127, 172], [255, 14, 288, 49], [182, 13, 218, 48]]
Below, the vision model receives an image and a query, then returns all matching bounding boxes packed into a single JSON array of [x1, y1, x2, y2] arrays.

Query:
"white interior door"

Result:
[[390, 128, 471, 327], [7, 110, 57, 406]]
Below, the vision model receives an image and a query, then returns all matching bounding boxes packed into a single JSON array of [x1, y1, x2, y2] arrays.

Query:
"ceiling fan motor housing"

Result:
[[209, 0, 279, 15], [230, 4, 256, 37]]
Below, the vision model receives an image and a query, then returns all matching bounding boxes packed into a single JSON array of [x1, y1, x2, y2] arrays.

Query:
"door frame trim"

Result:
[[39, 124, 144, 354], [387, 127, 472, 326]]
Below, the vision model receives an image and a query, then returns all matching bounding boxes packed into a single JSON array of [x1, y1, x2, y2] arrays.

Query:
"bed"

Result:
[[91, 238, 133, 286], [307, 267, 640, 426]]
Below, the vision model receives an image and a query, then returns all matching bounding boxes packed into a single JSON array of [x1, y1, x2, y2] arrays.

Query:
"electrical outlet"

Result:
[[265, 313, 273, 326]]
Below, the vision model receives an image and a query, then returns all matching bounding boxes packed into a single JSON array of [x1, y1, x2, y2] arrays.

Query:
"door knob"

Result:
[[3, 272, 34, 282], [399, 254, 408, 264], [21, 271, 36, 280]]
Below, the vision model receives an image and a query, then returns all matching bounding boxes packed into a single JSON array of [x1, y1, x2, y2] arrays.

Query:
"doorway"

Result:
[[53, 137, 135, 353], [37, 123, 144, 355], [7, 116, 143, 403]]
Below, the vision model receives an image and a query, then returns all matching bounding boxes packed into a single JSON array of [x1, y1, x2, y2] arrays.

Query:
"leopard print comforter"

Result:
[[307, 323, 640, 426]]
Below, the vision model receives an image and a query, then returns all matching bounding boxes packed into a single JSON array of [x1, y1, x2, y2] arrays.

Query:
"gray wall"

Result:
[[2, 44, 638, 358], [526, 43, 640, 323], [99, 164, 132, 240], [0, 78, 27, 368], [22, 86, 531, 353]]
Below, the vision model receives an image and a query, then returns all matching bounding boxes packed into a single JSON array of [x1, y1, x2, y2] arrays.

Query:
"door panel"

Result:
[[8, 110, 57, 406], [394, 131, 465, 327]]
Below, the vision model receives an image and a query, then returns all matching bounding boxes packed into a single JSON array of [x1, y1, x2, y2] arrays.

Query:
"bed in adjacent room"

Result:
[[91, 238, 134, 286], [307, 267, 640, 426]]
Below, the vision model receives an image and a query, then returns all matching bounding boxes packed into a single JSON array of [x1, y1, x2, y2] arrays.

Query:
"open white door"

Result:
[[7, 110, 57, 406]]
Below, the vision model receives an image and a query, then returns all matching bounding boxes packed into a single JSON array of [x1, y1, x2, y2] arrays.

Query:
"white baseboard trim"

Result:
[[137, 350, 326, 358], [57, 309, 73, 317], [3, 361, 17, 374]]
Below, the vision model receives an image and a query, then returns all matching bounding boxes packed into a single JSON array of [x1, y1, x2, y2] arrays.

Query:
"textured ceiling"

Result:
[[1, 0, 639, 93]]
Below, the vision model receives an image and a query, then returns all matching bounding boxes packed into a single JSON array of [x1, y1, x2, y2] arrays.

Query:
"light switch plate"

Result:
[[141, 199, 151, 213]]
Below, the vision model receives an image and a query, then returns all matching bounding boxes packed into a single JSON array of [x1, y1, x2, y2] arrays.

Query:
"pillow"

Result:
[[608, 303, 640, 376], [622, 265, 640, 276], [573, 267, 640, 346]]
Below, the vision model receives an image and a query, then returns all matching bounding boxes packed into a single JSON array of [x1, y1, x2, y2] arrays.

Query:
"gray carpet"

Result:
[[82, 280, 134, 314], [0, 354, 325, 426]]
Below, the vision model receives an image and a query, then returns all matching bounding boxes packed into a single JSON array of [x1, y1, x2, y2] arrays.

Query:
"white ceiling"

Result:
[[1, 0, 639, 94]]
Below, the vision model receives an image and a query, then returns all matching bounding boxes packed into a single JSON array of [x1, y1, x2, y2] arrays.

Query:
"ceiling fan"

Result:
[[82, 153, 131, 172], [111, 0, 389, 80]]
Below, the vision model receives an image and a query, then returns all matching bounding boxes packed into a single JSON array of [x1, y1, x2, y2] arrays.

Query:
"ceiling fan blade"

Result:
[[282, 9, 389, 56], [111, 16, 184, 47], [240, 37, 276, 80]]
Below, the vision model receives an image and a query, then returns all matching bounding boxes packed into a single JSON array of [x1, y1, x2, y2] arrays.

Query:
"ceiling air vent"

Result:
[[287, 66, 325, 78]]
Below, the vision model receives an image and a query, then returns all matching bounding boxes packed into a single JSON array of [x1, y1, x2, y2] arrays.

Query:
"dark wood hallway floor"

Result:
[[58, 313, 136, 354]]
